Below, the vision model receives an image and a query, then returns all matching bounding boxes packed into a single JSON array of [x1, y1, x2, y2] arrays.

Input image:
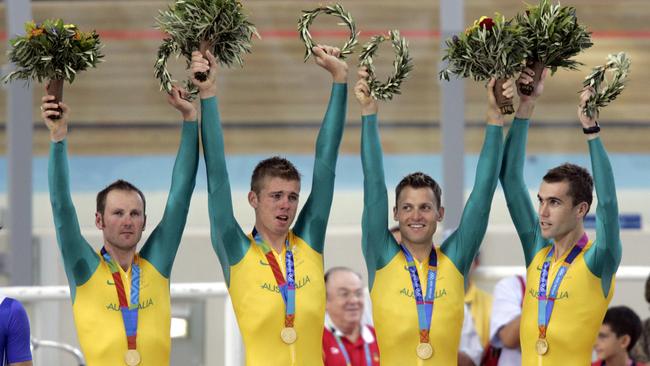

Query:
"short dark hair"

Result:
[[603, 306, 643, 352], [324, 267, 362, 285], [250, 156, 301, 194], [543, 163, 593, 214], [96, 179, 146, 214], [395, 172, 442, 208]]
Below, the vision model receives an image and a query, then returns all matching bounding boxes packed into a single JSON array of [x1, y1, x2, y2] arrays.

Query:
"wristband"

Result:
[[582, 121, 600, 134]]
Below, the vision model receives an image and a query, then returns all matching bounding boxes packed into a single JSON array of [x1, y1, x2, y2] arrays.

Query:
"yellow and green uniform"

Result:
[[361, 114, 503, 365], [464, 282, 493, 347], [500, 119, 622, 366], [201, 84, 347, 366], [48, 121, 199, 366]]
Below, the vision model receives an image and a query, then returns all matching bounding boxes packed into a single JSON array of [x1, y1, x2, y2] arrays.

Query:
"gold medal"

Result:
[[416, 342, 433, 360], [124, 349, 141, 366], [280, 327, 297, 344], [535, 338, 549, 355]]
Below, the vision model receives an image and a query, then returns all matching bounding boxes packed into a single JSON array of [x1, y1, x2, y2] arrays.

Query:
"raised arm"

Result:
[[579, 88, 622, 296], [294, 45, 348, 253], [43, 96, 99, 298], [356, 68, 398, 289], [499, 68, 550, 266], [194, 51, 248, 283], [441, 78, 507, 276], [139, 86, 199, 278]]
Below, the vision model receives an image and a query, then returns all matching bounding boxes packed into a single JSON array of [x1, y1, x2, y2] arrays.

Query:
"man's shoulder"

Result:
[[0, 297, 28, 325], [495, 275, 524, 290], [321, 326, 337, 346], [0, 296, 22, 313]]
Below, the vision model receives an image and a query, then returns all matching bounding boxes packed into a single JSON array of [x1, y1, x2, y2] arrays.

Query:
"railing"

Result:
[[4, 267, 649, 366], [31, 337, 86, 366]]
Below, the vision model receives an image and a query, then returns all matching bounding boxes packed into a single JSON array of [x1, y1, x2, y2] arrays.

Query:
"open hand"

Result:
[[167, 85, 197, 121]]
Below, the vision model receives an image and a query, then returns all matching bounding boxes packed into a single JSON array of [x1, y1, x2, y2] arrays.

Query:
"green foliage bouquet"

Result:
[[154, 0, 259, 99], [516, 0, 592, 95], [3, 19, 103, 117], [439, 15, 529, 114], [582, 52, 631, 119]]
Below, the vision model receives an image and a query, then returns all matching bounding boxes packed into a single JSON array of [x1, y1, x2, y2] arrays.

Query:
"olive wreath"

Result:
[[358, 30, 413, 101], [582, 52, 631, 119], [298, 4, 358, 62]]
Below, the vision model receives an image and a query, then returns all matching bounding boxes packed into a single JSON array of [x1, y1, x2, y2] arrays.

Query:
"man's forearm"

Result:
[[458, 352, 477, 366], [498, 315, 521, 349], [516, 100, 535, 120], [10, 361, 33, 366]]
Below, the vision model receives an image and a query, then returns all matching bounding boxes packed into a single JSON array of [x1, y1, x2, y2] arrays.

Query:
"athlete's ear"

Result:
[[437, 206, 445, 222], [248, 191, 258, 209], [576, 201, 589, 219], [95, 212, 104, 230], [619, 334, 631, 350], [392, 205, 398, 221]]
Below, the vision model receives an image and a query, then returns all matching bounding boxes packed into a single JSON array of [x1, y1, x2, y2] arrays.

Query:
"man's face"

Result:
[[594, 324, 629, 361], [249, 177, 300, 237], [537, 180, 587, 240], [393, 186, 444, 247], [326, 271, 364, 329], [95, 189, 146, 251]]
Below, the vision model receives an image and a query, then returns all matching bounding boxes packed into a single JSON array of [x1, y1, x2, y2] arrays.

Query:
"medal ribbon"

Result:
[[332, 328, 372, 366], [537, 233, 588, 339], [101, 247, 140, 351], [399, 243, 437, 344], [252, 228, 296, 327]]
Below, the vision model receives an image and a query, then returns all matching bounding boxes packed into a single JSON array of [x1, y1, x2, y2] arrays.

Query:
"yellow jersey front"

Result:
[[520, 241, 614, 366], [371, 248, 465, 366], [229, 231, 325, 366], [72, 255, 170, 366]]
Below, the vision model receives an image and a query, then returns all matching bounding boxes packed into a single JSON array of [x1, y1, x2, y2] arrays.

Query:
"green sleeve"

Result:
[[201, 96, 250, 285], [139, 121, 199, 278], [499, 119, 550, 266], [441, 125, 503, 276], [584, 137, 622, 296], [48, 140, 100, 301], [360, 114, 400, 290], [293, 83, 347, 253]]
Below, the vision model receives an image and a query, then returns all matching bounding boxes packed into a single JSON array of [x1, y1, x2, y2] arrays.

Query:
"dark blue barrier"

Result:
[[584, 213, 642, 229]]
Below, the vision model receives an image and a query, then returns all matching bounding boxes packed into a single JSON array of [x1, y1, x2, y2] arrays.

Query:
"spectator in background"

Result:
[[323, 267, 380, 366], [487, 275, 527, 366], [632, 274, 650, 362], [459, 304, 483, 366], [0, 293, 33, 366], [464, 252, 493, 348], [592, 306, 647, 366]]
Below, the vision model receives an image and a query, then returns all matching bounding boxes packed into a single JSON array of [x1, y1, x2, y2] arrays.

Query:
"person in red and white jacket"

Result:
[[323, 267, 380, 366]]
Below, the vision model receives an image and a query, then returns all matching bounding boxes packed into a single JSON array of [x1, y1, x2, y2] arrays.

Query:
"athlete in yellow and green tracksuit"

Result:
[[201, 82, 346, 365], [500, 117, 621, 366], [49, 119, 198, 366], [361, 112, 504, 365]]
